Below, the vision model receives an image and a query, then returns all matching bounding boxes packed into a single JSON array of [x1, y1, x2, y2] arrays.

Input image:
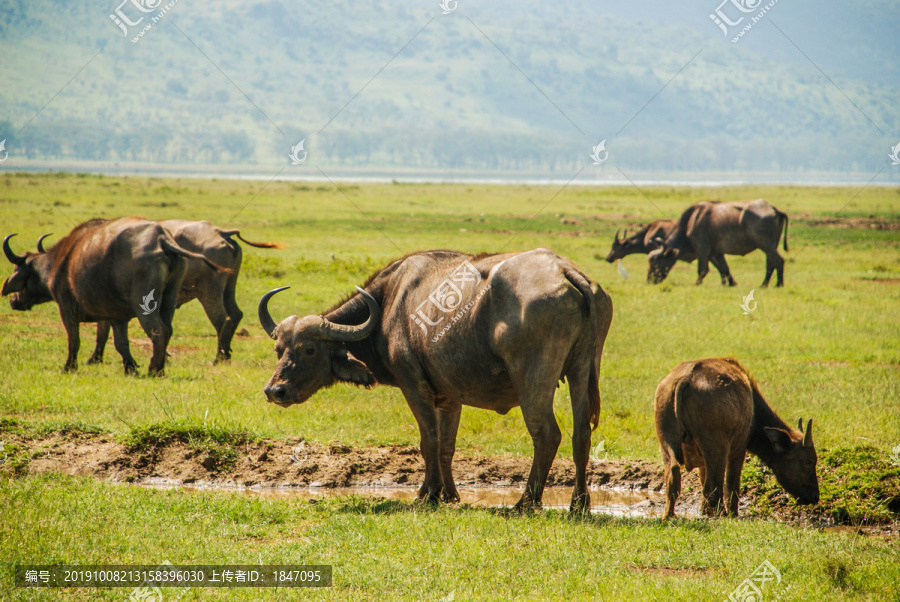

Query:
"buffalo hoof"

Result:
[[417, 484, 442, 504], [123, 362, 138, 375], [513, 496, 542, 513], [569, 491, 591, 514], [86, 354, 103, 365], [63, 362, 77, 373], [442, 489, 461, 504]]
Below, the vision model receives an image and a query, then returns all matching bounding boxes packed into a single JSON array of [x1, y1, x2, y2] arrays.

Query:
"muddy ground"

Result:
[[4, 430, 899, 536], [3, 429, 697, 504]]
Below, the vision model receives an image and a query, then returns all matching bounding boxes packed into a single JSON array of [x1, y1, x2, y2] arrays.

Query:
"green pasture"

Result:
[[0, 172, 898, 600], [0, 172, 897, 458]]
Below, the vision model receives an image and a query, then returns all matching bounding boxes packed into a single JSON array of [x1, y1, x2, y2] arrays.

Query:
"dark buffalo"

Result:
[[258, 248, 614, 511], [2, 217, 228, 375], [82, 220, 282, 364], [655, 357, 818, 518], [603, 220, 688, 263], [647, 199, 789, 287]]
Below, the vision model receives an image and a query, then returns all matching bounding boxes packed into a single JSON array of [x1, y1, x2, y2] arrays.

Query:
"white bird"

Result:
[[617, 259, 629, 279]]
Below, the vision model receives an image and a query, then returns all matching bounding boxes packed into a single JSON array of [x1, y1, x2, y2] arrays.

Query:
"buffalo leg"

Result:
[[219, 276, 243, 361], [723, 450, 746, 517], [397, 380, 443, 503], [60, 313, 80, 372], [568, 369, 593, 513], [710, 254, 735, 287], [663, 462, 681, 519], [111, 320, 138, 375], [436, 400, 462, 503], [198, 289, 230, 363], [695, 256, 710, 285], [87, 321, 110, 365], [762, 251, 785, 288], [515, 383, 562, 511], [698, 454, 726, 516]]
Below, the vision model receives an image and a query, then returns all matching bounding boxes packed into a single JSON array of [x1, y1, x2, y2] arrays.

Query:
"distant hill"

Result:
[[0, 0, 897, 177]]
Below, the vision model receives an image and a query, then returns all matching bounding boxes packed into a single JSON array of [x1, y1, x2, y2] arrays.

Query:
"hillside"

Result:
[[0, 0, 897, 176]]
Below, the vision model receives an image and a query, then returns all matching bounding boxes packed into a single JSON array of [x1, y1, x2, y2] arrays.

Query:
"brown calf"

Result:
[[655, 358, 818, 518]]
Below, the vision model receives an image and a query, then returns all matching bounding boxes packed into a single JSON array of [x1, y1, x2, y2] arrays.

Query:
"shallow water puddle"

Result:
[[140, 481, 673, 518]]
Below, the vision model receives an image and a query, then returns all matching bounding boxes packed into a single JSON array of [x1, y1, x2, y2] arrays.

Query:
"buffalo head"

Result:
[[258, 286, 380, 407], [647, 239, 677, 284], [763, 418, 819, 505], [605, 228, 630, 263], [1, 234, 52, 310]]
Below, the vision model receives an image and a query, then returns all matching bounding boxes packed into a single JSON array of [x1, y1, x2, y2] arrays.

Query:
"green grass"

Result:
[[0, 173, 898, 599], [2, 474, 899, 601]]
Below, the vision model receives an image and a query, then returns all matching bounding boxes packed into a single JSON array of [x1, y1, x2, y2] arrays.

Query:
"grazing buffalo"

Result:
[[2, 217, 228, 375], [258, 248, 613, 511], [647, 200, 789, 287], [82, 220, 283, 364], [603, 220, 689, 263], [655, 358, 818, 518]]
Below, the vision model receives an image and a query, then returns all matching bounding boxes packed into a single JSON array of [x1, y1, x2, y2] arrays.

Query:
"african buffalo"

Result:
[[647, 199, 789, 287], [2, 217, 228, 375], [655, 357, 818, 518], [258, 248, 614, 511], [604, 220, 690, 263], [82, 220, 282, 364]]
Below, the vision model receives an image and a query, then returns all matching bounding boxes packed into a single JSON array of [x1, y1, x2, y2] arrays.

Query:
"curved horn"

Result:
[[258, 286, 290, 339], [37, 233, 52, 253], [798, 417, 803, 432], [321, 286, 381, 343], [3, 234, 25, 265], [614, 228, 621, 243], [804, 419, 814, 448]]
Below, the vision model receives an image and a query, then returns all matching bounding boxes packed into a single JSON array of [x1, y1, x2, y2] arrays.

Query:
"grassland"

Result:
[[0, 172, 898, 599]]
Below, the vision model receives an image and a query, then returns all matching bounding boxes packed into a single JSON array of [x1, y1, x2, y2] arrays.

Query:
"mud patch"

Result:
[[3, 430, 702, 517]]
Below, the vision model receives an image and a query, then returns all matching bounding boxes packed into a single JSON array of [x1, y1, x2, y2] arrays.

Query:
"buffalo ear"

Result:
[[648, 237, 666, 250], [764, 427, 792, 455], [332, 348, 375, 387]]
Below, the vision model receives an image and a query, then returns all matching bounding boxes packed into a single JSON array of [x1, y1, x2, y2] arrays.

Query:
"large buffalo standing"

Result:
[[84, 220, 282, 364], [2, 217, 227, 375], [258, 248, 614, 511], [647, 200, 789, 287]]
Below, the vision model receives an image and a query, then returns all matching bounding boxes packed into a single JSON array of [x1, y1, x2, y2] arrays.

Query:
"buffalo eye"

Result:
[[304, 346, 316, 356]]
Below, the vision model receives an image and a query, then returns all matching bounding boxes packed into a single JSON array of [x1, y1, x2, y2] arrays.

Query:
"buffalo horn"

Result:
[[37, 233, 52, 253], [258, 286, 290, 339], [614, 228, 620, 243], [804, 419, 814, 448], [320, 286, 381, 342], [3, 234, 25, 265], [798, 417, 803, 432]]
